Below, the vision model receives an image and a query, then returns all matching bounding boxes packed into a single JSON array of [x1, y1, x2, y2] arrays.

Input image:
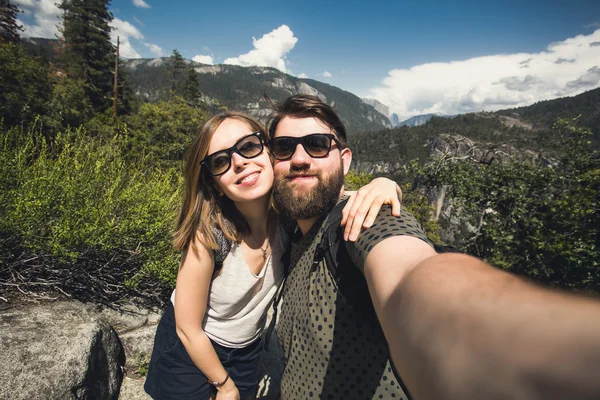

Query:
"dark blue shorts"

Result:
[[144, 303, 263, 400]]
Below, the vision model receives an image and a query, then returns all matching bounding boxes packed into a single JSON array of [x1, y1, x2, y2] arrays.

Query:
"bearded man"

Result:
[[267, 94, 600, 400]]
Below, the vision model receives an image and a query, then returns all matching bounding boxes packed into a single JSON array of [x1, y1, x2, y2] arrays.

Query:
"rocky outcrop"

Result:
[[0, 301, 125, 400], [351, 160, 403, 175], [429, 133, 555, 166], [361, 98, 390, 120], [0, 300, 284, 400]]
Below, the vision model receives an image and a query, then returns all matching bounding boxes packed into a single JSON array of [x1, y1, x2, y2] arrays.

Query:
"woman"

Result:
[[144, 112, 402, 400]]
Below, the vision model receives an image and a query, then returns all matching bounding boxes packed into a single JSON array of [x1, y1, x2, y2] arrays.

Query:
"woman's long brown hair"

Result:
[[173, 112, 269, 263]]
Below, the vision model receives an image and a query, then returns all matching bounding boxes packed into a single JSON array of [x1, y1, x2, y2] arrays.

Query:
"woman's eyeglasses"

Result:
[[201, 132, 265, 176], [268, 133, 344, 161]]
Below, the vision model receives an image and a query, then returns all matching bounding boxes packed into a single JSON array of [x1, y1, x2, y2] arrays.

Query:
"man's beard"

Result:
[[273, 161, 344, 221]]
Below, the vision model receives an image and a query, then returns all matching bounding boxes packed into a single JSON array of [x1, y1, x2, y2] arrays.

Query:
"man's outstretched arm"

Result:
[[365, 239, 600, 400]]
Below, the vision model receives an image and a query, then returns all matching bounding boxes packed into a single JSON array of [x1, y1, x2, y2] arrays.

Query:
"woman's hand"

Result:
[[342, 177, 403, 241], [215, 377, 240, 400]]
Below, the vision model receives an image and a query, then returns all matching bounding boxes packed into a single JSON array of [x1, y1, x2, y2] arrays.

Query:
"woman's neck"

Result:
[[235, 195, 271, 237]]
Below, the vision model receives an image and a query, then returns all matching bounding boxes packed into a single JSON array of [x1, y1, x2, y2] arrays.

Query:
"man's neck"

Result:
[[297, 217, 319, 236]]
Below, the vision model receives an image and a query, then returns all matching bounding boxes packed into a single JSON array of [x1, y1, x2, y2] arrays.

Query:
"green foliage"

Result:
[[414, 118, 599, 291], [167, 49, 201, 106], [0, 0, 22, 44], [135, 353, 150, 377], [44, 75, 93, 131], [0, 125, 182, 295], [115, 64, 138, 116], [344, 171, 442, 244], [168, 49, 187, 97], [58, 0, 115, 112], [399, 183, 442, 245], [122, 96, 207, 166], [0, 42, 52, 127], [344, 171, 373, 191], [182, 67, 201, 106]]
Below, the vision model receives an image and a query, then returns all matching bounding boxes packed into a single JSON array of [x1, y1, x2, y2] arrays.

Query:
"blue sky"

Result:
[[15, 0, 600, 119]]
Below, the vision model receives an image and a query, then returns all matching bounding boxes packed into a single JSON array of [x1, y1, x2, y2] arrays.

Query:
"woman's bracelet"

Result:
[[211, 371, 230, 388]]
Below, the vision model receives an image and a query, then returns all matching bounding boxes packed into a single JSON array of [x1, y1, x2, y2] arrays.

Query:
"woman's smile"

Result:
[[236, 171, 261, 186]]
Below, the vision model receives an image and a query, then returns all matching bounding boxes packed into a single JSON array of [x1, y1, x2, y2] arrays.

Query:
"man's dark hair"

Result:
[[267, 94, 348, 147]]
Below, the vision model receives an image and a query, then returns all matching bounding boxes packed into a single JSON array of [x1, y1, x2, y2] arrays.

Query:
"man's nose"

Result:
[[290, 143, 311, 166]]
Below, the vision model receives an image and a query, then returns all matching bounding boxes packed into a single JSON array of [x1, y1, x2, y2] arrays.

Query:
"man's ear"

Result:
[[341, 147, 352, 175]]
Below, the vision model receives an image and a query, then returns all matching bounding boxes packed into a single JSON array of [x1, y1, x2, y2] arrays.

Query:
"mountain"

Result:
[[362, 98, 391, 126], [398, 114, 438, 127], [389, 113, 401, 127], [497, 86, 600, 143], [350, 87, 600, 174], [122, 58, 390, 134]]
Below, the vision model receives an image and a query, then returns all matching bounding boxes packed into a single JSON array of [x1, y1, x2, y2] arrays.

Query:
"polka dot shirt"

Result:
[[277, 204, 432, 399]]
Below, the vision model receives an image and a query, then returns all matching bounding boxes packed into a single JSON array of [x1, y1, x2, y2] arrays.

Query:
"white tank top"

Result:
[[171, 231, 284, 348]]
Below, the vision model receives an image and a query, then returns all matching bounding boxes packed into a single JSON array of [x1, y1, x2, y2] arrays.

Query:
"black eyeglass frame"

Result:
[[268, 133, 345, 161], [200, 131, 265, 176]]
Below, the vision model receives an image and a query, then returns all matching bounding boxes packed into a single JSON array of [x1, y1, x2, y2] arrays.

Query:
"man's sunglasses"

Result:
[[268, 133, 344, 161], [201, 132, 265, 176]]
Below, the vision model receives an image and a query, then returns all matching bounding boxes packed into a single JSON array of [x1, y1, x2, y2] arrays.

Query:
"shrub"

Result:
[[0, 125, 181, 303], [344, 170, 442, 244], [414, 118, 600, 292]]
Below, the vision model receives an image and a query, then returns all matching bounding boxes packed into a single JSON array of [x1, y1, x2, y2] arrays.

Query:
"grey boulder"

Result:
[[0, 301, 125, 400]]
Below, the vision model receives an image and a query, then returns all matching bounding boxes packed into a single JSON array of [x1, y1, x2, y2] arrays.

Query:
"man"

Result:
[[268, 94, 600, 400]]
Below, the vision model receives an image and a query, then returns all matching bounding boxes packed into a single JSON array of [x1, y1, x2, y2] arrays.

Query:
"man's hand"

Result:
[[342, 177, 402, 241]]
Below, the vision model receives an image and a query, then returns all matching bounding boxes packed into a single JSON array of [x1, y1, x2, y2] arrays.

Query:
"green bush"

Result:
[[344, 170, 442, 244], [415, 118, 600, 292], [122, 96, 207, 167], [0, 42, 52, 127], [0, 125, 182, 301]]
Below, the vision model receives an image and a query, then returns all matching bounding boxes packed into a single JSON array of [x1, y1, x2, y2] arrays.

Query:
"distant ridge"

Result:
[[398, 113, 452, 127], [122, 58, 390, 134], [350, 86, 600, 172]]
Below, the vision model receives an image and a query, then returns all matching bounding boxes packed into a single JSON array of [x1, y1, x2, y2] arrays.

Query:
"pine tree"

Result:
[[116, 64, 137, 115], [0, 0, 23, 43], [182, 67, 200, 106], [0, 42, 51, 127], [58, 0, 115, 112], [168, 49, 186, 98]]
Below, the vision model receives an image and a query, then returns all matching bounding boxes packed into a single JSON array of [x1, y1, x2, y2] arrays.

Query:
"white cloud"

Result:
[[321, 71, 332, 78], [110, 17, 143, 58], [13, 0, 35, 7], [14, 2, 144, 59], [298, 73, 309, 78], [584, 21, 600, 29], [14, 0, 61, 38], [367, 29, 600, 120], [223, 25, 298, 72], [111, 18, 143, 40], [144, 42, 163, 57], [132, 0, 151, 8], [117, 40, 141, 58], [133, 16, 144, 27], [192, 54, 214, 65]]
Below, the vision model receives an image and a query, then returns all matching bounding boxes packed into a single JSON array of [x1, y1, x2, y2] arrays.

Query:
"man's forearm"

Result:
[[382, 253, 600, 400]]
